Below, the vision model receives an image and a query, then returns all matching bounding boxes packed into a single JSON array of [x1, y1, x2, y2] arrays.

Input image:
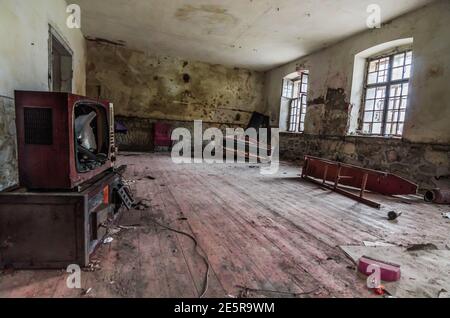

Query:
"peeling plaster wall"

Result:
[[0, 0, 87, 191], [0, 97, 17, 191], [86, 41, 265, 150], [265, 0, 450, 188]]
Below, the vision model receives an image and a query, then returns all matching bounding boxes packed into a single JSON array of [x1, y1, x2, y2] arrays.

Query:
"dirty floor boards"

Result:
[[1, 153, 449, 298]]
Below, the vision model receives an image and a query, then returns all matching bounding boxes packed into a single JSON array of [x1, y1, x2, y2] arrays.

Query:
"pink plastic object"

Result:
[[154, 123, 172, 147], [358, 256, 401, 282]]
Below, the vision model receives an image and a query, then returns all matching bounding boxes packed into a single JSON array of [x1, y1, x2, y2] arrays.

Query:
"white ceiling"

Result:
[[73, 0, 434, 71]]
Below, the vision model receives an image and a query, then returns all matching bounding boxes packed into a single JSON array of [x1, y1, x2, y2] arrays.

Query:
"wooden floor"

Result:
[[1, 153, 449, 298]]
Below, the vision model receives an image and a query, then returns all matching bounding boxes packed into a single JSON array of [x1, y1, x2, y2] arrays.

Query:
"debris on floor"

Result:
[[438, 289, 449, 298], [339, 245, 450, 298], [81, 287, 93, 296], [133, 199, 152, 210], [118, 225, 138, 230], [358, 256, 401, 282], [387, 211, 402, 221], [84, 260, 102, 272], [370, 285, 389, 296], [424, 188, 450, 205], [406, 243, 438, 252], [235, 285, 321, 298], [363, 241, 396, 247], [108, 227, 122, 236], [103, 237, 114, 244]]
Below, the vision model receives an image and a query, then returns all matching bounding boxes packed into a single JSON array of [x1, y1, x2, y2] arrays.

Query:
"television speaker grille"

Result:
[[24, 107, 53, 145]]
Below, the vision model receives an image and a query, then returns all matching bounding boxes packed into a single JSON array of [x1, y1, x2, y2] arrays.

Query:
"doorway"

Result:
[[49, 26, 73, 92]]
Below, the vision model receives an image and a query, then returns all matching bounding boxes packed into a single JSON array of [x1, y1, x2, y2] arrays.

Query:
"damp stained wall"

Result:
[[86, 41, 266, 127], [0, 0, 87, 191], [264, 0, 450, 189], [86, 41, 266, 150]]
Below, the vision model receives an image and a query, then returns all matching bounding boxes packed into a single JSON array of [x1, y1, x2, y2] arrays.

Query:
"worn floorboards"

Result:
[[1, 153, 449, 298]]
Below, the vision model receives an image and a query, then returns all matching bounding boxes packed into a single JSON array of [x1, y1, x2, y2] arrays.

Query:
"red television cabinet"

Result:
[[14, 91, 115, 190]]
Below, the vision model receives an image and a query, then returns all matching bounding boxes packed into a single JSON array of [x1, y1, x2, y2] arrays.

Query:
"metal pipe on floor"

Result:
[[424, 188, 450, 204]]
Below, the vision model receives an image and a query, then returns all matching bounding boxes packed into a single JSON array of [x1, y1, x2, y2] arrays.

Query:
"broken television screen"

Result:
[[75, 102, 109, 172]]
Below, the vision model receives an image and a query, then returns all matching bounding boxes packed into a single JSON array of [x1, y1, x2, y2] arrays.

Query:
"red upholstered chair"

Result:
[[154, 122, 173, 148]]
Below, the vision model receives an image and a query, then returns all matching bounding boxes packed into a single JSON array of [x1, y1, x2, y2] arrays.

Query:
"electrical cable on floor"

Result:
[[113, 169, 210, 297], [148, 218, 211, 298], [236, 285, 320, 297]]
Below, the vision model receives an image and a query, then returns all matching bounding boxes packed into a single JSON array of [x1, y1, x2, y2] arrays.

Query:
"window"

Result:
[[282, 72, 309, 132], [362, 50, 412, 136]]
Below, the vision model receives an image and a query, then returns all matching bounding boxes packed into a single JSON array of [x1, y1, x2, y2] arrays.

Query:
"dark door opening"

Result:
[[49, 26, 73, 93]]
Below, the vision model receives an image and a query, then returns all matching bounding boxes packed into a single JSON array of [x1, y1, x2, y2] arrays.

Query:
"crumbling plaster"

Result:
[[0, 0, 87, 191]]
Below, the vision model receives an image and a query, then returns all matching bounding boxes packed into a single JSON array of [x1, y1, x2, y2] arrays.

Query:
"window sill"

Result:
[[347, 134, 403, 141], [281, 131, 305, 135]]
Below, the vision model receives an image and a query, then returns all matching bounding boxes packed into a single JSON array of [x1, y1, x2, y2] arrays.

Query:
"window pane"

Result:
[[373, 111, 383, 122], [388, 98, 399, 110], [293, 81, 300, 97], [397, 124, 404, 135], [367, 72, 377, 84], [369, 61, 378, 72], [405, 51, 413, 65], [379, 58, 389, 70], [363, 123, 371, 134], [302, 75, 308, 84], [392, 111, 399, 122], [393, 53, 405, 67], [401, 97, 408, 109], [390, 84, 402, 97], [374, 99, 384, 110], [404, 65, 411, 79], [378, 70, 388, 83], [385, 124, 392, 135], [366, 88, 376, 99], [376, 87, 386, 98], [372, 123, 382, 134], [386, 111, 394, 122], [402, 83, 409, 96], [365, 100, 375, 111], [283, 79, 294, 98], [364, 111, 373, 122], [392, 67, 403, 80]]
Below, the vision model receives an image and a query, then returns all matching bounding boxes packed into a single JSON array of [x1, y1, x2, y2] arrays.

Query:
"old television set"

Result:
[[14, 91, 116, 190]]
